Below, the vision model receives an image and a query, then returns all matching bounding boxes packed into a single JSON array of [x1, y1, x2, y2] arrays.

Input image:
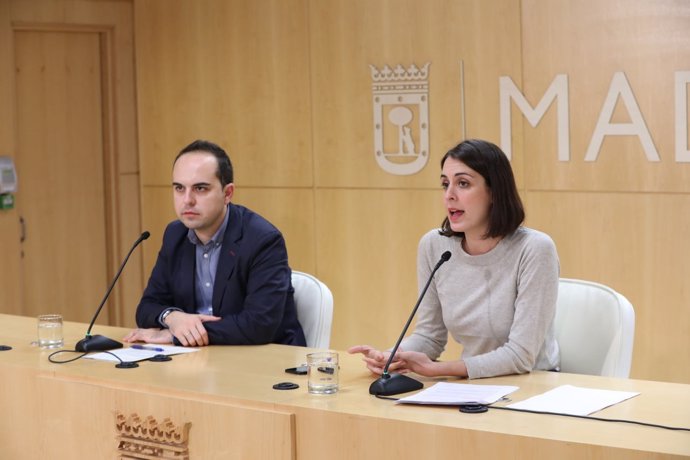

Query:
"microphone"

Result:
[[369, 250, 452, 396], [75, 231, 151, 352]]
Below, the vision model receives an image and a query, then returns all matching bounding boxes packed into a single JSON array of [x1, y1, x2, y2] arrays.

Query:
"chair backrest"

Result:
[[554, 278, 635, 378], [291, 271, 334, 348]]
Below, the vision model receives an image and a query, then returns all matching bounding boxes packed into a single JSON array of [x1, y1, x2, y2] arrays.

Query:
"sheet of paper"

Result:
[[506, 384, 640, 416], [84, 345, 199, 363], [396, 382, 519, 405]]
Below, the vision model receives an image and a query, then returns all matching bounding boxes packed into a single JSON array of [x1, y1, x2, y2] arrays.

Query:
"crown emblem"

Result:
[[369, 63, 431, 84], [115, 412, 191, 459], [370, 62, 431, 175]]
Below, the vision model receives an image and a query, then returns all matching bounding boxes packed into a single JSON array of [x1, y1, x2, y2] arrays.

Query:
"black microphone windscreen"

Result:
[[441, 251, 452, 261], [141, 231, 151, 240]]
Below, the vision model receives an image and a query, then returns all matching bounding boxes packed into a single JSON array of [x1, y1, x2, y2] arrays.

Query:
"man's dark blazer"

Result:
[[136, 203, 306, 346]]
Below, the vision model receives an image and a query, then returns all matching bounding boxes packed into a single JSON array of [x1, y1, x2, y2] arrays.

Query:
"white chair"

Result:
[[291, 271, 334, 348], [554, 278, 635, 378]]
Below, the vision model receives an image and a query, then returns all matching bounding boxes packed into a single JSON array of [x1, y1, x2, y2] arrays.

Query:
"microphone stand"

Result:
[[75, 232, 150, 352], [369, 251, 451, 396]]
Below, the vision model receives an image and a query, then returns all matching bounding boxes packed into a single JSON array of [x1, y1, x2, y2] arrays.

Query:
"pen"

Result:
[[131, 344, 165, 352]]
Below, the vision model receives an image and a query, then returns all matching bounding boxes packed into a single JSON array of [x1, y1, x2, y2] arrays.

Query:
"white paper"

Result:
[[396, 382, 519, 405], [506, 384, 640, 416], [84, 344, 199, 363]]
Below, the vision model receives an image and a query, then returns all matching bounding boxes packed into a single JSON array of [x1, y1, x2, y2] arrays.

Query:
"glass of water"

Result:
[[37, 314, 64, 349], [307, 352, 339, 394]]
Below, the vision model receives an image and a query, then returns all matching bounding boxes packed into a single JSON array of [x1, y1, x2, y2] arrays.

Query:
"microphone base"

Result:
[[75, 335, 123, 352], [369, 373, 424, 396]]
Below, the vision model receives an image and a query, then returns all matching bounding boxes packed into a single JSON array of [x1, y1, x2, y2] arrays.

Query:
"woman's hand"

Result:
[[347, 344, 401, 375], [395, 350, 439, 376], [396, 351, 469, 378]]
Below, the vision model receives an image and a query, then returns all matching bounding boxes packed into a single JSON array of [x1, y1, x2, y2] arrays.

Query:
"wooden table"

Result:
[[0, 314, 688, 459]]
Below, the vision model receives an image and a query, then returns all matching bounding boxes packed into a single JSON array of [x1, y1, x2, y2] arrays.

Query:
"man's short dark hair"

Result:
[[175, 140, 234, 187], [439, 139, 525, 239]]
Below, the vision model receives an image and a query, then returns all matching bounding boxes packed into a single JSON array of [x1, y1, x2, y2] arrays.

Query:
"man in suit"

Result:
[[123, 140, 306, 347]]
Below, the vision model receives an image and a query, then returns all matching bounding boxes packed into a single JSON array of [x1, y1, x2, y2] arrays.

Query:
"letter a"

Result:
[[585, 72, 660, 162]]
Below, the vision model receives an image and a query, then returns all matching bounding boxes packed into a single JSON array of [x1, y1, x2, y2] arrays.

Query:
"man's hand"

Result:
[[122, 328, 174, 344], [164, 311, 221, 346]]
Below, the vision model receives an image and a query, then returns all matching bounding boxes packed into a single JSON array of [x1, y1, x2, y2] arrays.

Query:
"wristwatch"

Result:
[[160, 308, 175, 327]]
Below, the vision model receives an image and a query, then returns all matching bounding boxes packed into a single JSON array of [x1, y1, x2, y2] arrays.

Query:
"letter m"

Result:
[[500, 74, 569, 160]]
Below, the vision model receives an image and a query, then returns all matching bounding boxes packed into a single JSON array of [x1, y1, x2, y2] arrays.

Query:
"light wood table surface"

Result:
[[0, 314, 688, 459]]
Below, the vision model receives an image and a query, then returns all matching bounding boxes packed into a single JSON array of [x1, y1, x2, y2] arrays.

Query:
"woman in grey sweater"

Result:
[[349, 139, 560, 379]]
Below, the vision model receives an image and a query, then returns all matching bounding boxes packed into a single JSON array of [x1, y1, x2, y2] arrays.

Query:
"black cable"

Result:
[[373, 394, 689, 431], [488, 405, 690, 432], [48, 349, 124, 365], [48, 349, 89, 364]]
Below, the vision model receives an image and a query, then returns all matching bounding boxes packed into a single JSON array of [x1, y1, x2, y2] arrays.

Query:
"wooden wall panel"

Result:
[[14, 29, 108, 321], [516, 0, 690, 384], [140, 186, 177, 275], [0, 0, 142, 325], [135, 0, 312, 189], [308, 0, 520, 360], [235, 187, 317, 275], [309, 0, 522, 189], [525, 191, 690, 382], [316, 189, 443, 349], [0, 209, 22, 315], [520, 0, 690, 192], [115, 172, 145, 327], [0, 0, 10, 146], [0, 1, 22, 315]]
